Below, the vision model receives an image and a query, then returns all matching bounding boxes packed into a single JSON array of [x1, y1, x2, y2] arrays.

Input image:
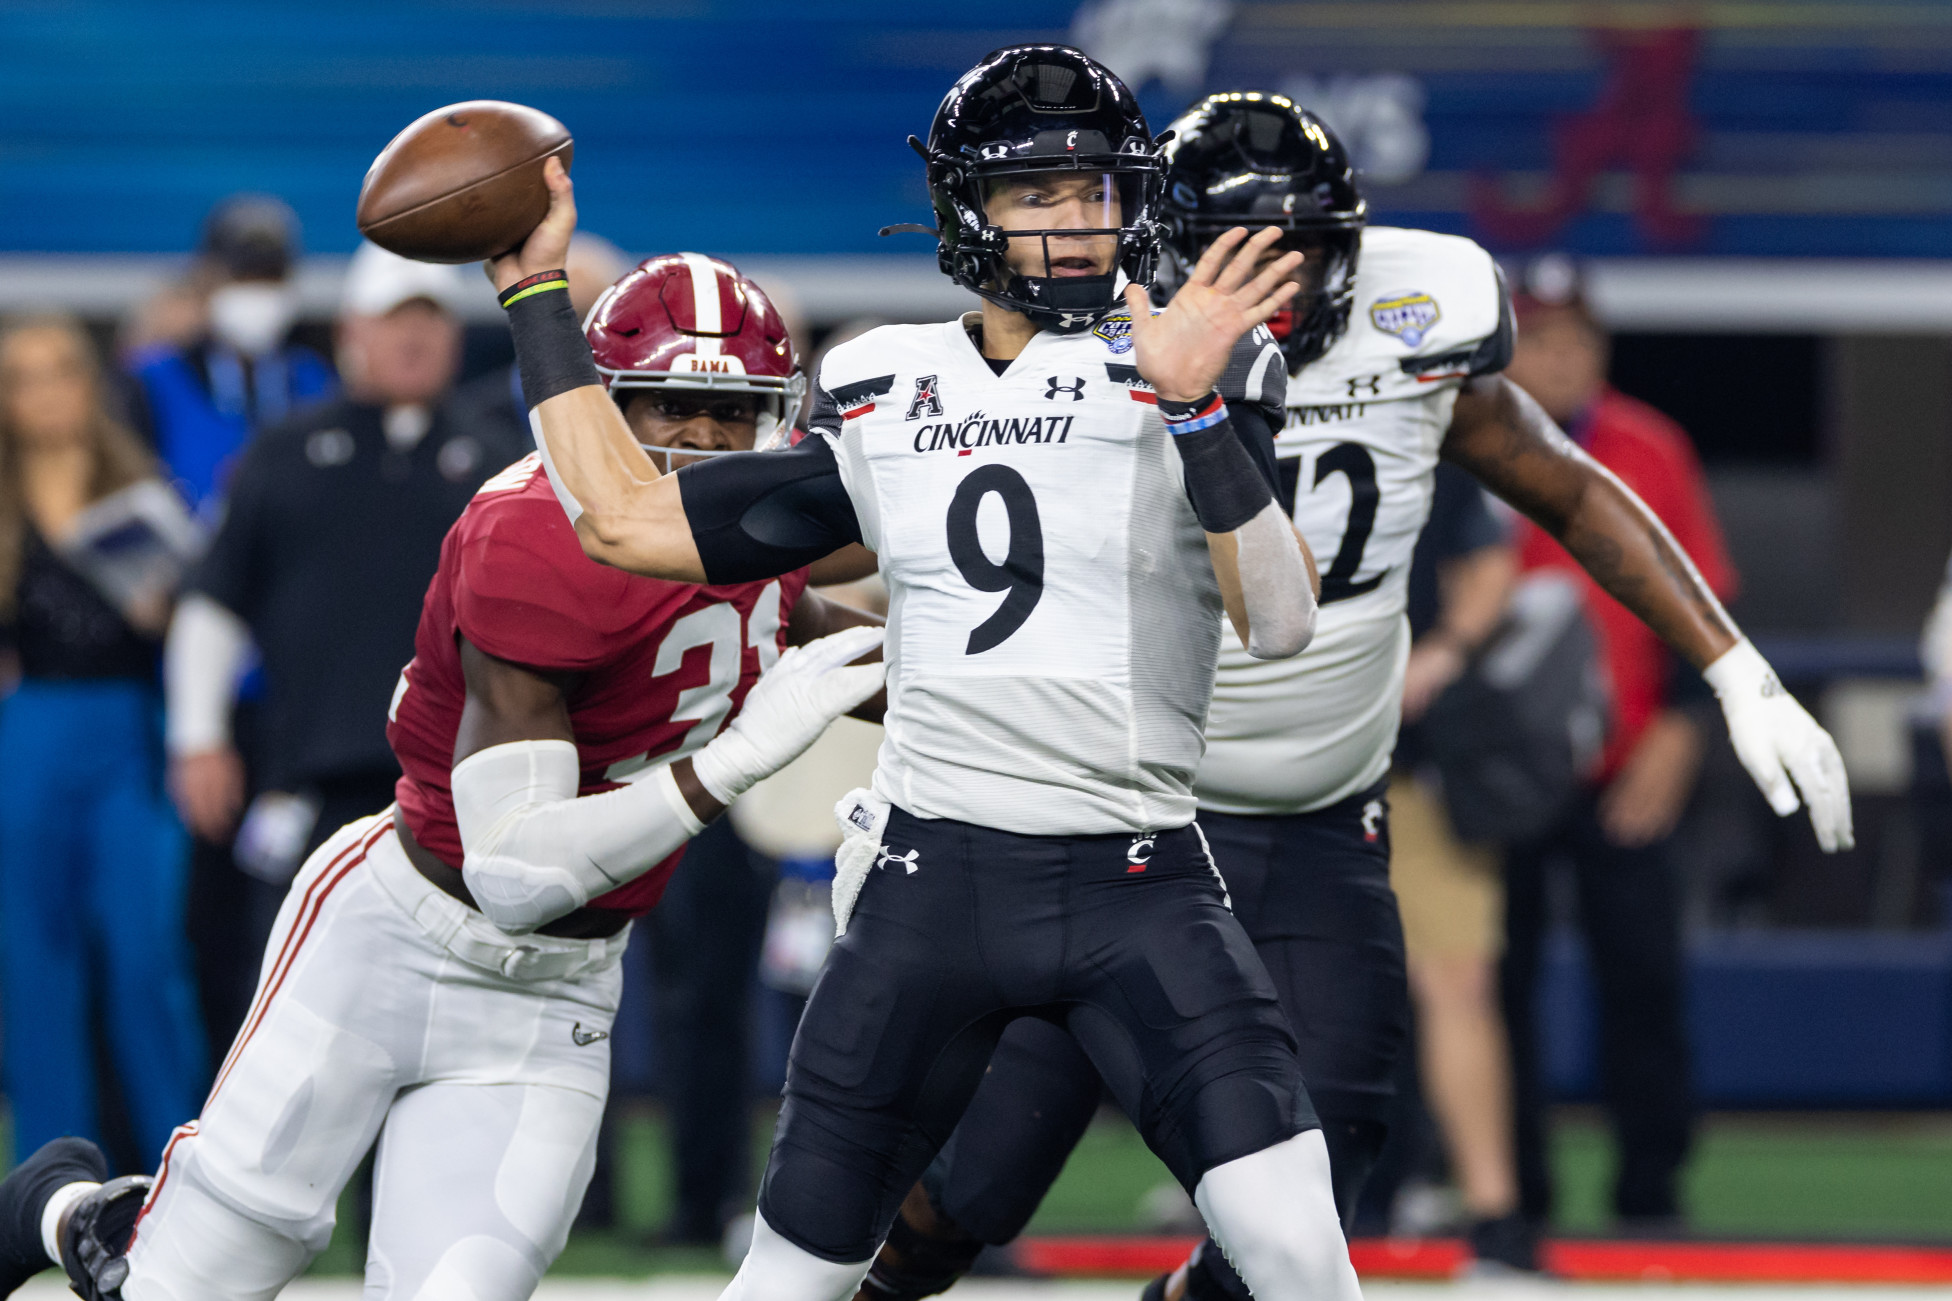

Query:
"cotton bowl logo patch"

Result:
[[1370, 291, 1440, 348], [1093, 314, 1134, 354]]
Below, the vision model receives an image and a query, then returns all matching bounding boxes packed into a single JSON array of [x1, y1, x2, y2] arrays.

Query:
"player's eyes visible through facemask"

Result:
[[990, 175, 1118, 226], [649, 397, 759, 426]]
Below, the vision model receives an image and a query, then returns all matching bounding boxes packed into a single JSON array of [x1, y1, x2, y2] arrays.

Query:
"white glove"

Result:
[[1703, 638, 1854, 853], [691, 625, 886, 805]]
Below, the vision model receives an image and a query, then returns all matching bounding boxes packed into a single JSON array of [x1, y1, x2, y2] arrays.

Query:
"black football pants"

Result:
[[757, 807, 1314, 1264], [923, 782, 1410, 1255]]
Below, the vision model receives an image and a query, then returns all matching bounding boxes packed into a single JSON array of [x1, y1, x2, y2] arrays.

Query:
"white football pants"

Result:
[[122, 810, 629, 1301]]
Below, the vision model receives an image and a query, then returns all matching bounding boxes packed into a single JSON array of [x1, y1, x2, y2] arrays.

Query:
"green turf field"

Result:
[[291, 1105, 1952, 1275]]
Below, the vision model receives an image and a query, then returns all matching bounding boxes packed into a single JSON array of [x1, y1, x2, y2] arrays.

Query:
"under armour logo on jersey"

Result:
[[1361, 800, 1385, 843], [571, 1022, 610, 1047], [878, 846, 921, 875], [906, 374, 944, 420], [1126, 835, 1155, 874], [1347, 374, 1383, 398], [1045, 376, 1086, 401]]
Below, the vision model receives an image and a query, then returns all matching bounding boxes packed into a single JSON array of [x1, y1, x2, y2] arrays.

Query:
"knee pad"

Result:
[[723, 1209, 873, 1301], [858, 1188, 983, 1301], [1193, 1130, 1360, 1301]]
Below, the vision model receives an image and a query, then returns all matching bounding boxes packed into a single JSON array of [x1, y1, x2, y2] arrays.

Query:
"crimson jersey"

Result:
[[388, 452, 810, 915]]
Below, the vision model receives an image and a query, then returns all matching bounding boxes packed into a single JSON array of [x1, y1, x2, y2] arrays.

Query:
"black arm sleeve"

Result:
[[676, 436, 862, 585], [1227, 399, 1282, 494], [1171, 397, 1280, 535]]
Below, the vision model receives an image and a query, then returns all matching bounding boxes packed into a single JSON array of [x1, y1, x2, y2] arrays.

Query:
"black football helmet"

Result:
[[909, 45, 1165, 333], [1161, 92, 1366, 369]]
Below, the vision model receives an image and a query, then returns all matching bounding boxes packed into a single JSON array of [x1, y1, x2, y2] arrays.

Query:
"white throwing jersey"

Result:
[[1197, 226, 1511, 816], [815, 311, 1285, 835]]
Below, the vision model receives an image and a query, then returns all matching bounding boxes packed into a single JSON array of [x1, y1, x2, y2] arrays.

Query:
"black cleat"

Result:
[[0, 1138, 109, 1295], [58, 1176, 151, 1301], [1464, 1211, 1544, 1275]]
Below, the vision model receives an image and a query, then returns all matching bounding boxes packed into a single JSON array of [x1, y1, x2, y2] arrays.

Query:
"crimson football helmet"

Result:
[[584, 253, 804, 455]]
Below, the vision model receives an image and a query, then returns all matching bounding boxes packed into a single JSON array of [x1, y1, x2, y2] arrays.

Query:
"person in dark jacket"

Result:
[[164, 245, 527, 1041]]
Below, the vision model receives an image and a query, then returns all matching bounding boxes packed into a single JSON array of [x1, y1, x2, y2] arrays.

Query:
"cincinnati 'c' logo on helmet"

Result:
[[906, 374, 944, 420]]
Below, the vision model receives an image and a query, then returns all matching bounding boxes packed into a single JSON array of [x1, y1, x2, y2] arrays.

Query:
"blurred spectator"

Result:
[[1925, 551, 1952, 775], [1920, 552, 1952, 898], [1388, 464, 1527, 1265], [1499, 256, 1737, 1232], [126, 198, 338, 1056], [447, 232, 629, 450], [0, 316, 206, 1164], [163, 245, 528, 1041], [126, 195, 335, 513]]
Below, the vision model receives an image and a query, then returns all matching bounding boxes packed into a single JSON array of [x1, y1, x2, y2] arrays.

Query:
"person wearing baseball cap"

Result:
[[125, 194, 338, 517], [163, 243, 527, 1046], [1498, 252, 1739, 1235]]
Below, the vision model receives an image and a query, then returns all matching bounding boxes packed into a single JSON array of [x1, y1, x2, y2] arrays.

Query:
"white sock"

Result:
[[718, 1209, 873, 1301], [1194, 1130, 1362, 1301], [41, 1181, 99, 1266]]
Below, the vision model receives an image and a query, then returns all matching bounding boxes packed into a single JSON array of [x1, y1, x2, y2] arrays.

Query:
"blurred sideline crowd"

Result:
[[4, 193, 1951, 1258]]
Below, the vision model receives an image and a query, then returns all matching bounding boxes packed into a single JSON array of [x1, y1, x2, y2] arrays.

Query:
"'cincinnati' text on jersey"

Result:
[[912, 411, 1076, 453]]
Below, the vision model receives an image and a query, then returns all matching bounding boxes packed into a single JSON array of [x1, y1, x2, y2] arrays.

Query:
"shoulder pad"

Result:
[[815, 323, 938, 393], [1290, 227, 1508, 405]]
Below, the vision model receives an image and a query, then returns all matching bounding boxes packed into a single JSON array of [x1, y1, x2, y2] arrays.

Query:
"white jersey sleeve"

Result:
[[1198, 227, 1511, 816], [820, 314, 1273, 835]]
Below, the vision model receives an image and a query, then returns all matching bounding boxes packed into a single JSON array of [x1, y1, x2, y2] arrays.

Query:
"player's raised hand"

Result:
[[486, 155, 578, 294], [1125, 226, 1302, 403]]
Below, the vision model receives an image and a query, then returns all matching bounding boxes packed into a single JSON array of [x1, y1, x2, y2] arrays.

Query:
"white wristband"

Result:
[[655, 762, 706, 839]]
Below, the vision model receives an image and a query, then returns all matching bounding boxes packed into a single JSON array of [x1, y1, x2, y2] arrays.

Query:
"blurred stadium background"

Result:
[[5, 0, 1952, 1288]]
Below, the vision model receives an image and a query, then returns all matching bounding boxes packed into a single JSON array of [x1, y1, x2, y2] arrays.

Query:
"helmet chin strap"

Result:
[[980, 234, 1135, 332]]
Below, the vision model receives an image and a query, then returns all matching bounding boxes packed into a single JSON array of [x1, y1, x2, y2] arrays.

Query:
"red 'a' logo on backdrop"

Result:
[[1469, 26, 1705, 249]]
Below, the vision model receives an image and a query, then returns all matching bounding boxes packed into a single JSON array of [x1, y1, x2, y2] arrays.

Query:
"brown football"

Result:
[[356, 101, 573, 263]]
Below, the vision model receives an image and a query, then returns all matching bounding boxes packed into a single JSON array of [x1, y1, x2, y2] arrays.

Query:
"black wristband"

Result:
[[502, 270, 601, 408], [1174, 416, 1275, 534]]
